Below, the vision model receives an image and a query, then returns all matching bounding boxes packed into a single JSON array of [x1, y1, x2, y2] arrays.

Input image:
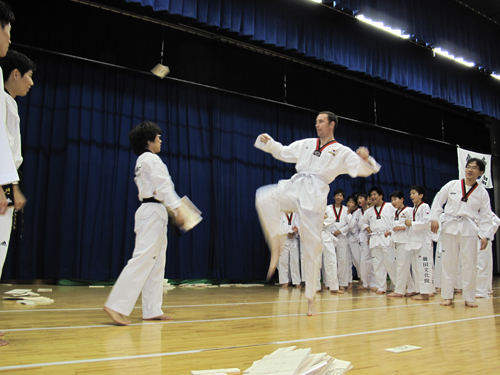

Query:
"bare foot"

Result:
[[307, 299, 318, 316], [281, 283, 289, 289], [370, 287, 378, 292], [411, 294, 430, 300], [465, 301, 478, 308], [347, 283, 353, 290], [455, 289, 463, 294], [387, 293, 404, 297], [357, 285, 367, 290], [0, 338, 8, 347], [104, 306, 131, 325], [322, 285, 329, 290], [436, 287, 441, 292], [339, 286, 345, 291], [330, 289, 345, 294], [440, 299, 453, 306], [144, 314, 174, 321], [404, 292, 417, 297], [376, 290, 386, 295]]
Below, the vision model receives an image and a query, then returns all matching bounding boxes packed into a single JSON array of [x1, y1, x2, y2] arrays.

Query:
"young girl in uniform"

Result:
[[405, 185, 434, 300]]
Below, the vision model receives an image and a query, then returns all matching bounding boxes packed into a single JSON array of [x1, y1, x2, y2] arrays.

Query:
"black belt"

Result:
[[142, 197, 161, 204]]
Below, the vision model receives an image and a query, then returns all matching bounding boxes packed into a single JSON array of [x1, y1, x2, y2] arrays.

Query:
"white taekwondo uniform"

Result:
[[0, 67, 19, 187], [0, 93, 22, 279], [430, 179, 495, 303], [476, 212, 500, 298], [347, 207, 362, 284], [105, 151, 182, 318], [360, 202, 397, 292], [255, 135, 380, 300], [358, 208, 376, 288], [405, 202, 434, 294], [320, 205, 339, 291], [391, 205, 415, 295], [328, 203, 350, 287], [277, 211, 301, 286]]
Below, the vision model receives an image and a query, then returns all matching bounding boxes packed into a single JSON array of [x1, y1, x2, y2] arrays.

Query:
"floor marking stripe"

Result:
[[0, 314, 498, 371], [1, 297, 495, 333]]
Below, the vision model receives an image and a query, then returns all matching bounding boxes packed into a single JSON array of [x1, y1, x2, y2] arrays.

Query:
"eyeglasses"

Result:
[[465, 165, 479, 171]]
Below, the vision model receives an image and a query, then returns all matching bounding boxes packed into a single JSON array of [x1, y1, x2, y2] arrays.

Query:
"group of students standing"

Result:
[[277, 160, 499, 310]]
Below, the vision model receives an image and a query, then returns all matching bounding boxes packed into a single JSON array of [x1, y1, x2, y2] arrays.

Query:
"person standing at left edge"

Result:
[[104, 121, 189, 325], [255, 111, 381, 316], [0, 0, 17, 348]]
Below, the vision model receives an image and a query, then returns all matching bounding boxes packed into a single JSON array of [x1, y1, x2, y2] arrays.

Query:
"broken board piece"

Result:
[[191, 368, 240, 374], [385, 345, 421, 354], [248, 347, 311, 375], [17, 300, 36, 305], [318, 358, 353, 375], [5, 289, 32, 295]]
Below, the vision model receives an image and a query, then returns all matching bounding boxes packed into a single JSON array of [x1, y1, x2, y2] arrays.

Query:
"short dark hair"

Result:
[[466, 158, 486, 172], [0, 1, 14, 28], [347, 194, 358, 204], [357, 192, 368, 200], [389, 190, 404, 200], [319, 111, 338, 129], [333, 188, 345, 198], [129, 121, 162, 156], [410, 185, 427, 202], [0, 50, 37, 82], [368, 186, 384, 199]]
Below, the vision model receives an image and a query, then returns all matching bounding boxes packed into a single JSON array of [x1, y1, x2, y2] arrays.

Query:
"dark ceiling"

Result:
[[457, 0, 500, 23]]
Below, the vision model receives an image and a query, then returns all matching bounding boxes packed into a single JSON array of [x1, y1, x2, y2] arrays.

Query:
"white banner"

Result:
[[457, 147, 493, 188]]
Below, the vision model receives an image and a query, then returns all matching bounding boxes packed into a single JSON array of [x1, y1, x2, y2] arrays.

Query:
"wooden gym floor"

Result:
[[1, 280, 499, 374]]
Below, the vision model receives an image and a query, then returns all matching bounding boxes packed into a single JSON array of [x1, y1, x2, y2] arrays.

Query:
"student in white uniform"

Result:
[[104, 121, 189, 325], [0, 1, 17, 348], [357, 193, 376, 290], [0, 50, 35, 280], [430, 158, 495, 307], [386, 190, 415, 297], [328, 188, 350, 290], [346, 194, 362, 287], [405, 185, 434, 300], [476, 212, 500, 298], [277, 211, 301, 288], [360, 187, 397, 294], [255, 111, 380, 315], [320, 205, 343, 294]]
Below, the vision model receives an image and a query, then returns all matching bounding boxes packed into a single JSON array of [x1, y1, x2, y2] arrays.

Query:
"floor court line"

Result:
[[0, 294, 387, 313], [2, 297, 492, 333], [0, 314, 498, 372]]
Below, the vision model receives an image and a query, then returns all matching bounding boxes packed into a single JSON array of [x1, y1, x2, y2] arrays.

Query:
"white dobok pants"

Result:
[[105, 204, 168, 319]]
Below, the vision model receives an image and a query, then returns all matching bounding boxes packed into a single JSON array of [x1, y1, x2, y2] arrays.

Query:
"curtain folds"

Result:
[[3, 50, 459, 280], [123, 0, 500, 120]]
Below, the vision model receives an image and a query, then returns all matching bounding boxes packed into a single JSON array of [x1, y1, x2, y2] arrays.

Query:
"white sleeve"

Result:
[[254, 134, 300, 164], [430, 182, 452, 222], [145, 159, 182, 209]]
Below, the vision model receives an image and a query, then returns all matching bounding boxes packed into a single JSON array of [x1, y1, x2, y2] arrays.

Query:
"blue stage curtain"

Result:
[[3, 48, 459, 281], [334, 0, 500, 72], [122, 0, 500, 120]]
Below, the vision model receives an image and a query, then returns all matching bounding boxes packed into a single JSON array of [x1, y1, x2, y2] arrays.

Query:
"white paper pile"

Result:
[[4, 289, 54, 304], [244, 347, 352, 375]]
